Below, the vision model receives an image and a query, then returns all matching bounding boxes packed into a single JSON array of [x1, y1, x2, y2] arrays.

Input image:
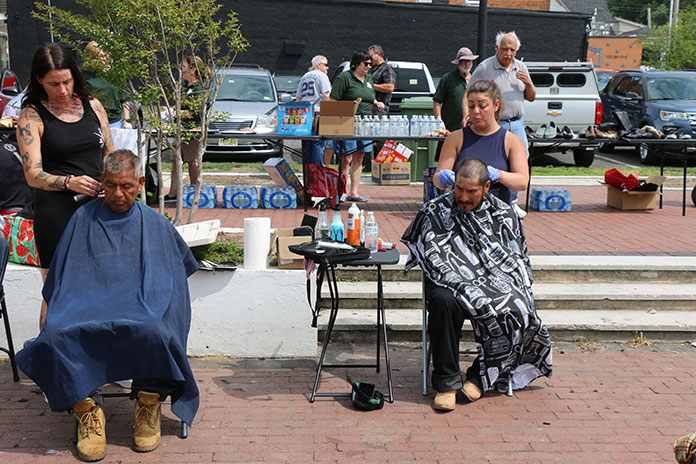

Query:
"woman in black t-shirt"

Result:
[[17, 43, 114, 329]]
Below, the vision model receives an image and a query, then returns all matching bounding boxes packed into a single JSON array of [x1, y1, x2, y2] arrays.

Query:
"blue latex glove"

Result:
[[437, 169, 455, 186], [487, 166, 501, 182]]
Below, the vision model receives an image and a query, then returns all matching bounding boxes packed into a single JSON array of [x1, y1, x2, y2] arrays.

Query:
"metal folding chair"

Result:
[[0, 237, 19, 382], [421, 274, 512, 397], [73, 387, 188, 443]]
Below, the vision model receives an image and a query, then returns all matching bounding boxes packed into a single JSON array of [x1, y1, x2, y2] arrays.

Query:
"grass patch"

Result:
[[191, 242, 243, 264], [625, 331, 653, 348], [531, 165, 696, 176]]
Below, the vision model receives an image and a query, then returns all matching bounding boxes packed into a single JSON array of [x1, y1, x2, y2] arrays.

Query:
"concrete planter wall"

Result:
[[2, 264, 316, 359]]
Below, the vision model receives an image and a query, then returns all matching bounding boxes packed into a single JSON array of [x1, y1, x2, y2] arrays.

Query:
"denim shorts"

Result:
[[334, 139, 373, 154]]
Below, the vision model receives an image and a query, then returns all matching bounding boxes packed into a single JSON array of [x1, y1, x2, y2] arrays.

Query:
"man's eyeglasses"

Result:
[[320, 62, 329, 67], [363, 61, 372, 67]]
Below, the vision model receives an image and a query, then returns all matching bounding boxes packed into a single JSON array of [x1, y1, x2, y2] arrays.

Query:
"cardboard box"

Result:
[[371, 160, 411, 185], [275, 228, 311, 269], [605, 174, 666, 210], [318, 100, 358, 136], [374, 140, 413, 163], [263, 157, 304, 204]]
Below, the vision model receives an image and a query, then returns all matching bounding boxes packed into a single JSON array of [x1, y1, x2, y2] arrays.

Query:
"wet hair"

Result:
[[495, 31, 521, 51], [103, 149, 142, 178], [184, 55, 210, 81], [23, 43, 90, 109], [455, 158, 488, 186], [368, 45, 384, 58], [349, 49, 371, 71], [466, 79, 504, 122]]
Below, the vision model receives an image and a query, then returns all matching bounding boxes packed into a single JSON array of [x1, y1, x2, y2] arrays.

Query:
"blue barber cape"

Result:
[[16, 199, 200, 426]]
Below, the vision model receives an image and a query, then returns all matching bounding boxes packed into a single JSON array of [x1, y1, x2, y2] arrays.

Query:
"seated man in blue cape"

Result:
[[402, 158, 552, 412], [16, 149, 199, 462]]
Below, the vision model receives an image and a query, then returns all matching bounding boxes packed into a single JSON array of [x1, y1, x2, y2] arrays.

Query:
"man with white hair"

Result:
[[296, 55, 331, 164], [468, 32, 536, 217]]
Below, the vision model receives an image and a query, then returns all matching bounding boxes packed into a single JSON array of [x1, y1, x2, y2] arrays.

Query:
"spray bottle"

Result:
[[330, 204, 345, 242], [314, 197, 332, 240]]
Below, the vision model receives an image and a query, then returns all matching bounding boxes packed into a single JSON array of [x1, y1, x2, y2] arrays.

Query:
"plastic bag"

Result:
[[306, 163, 346, 209]]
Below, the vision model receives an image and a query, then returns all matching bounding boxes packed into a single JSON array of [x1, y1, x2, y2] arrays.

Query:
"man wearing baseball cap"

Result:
[[433, 46, 478, 133]]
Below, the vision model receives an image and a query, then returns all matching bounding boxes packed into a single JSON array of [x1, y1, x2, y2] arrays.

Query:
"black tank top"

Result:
[[32, 99, 104, 179]]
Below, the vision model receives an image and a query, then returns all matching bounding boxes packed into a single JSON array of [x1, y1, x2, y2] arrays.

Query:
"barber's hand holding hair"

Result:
[[437, 169, 455, 186], [66, 174, 102, 197]]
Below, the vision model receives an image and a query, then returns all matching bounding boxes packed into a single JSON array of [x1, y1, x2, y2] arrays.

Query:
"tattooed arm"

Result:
[[90, 97, 115, 155], [17, 106, 101, 195]]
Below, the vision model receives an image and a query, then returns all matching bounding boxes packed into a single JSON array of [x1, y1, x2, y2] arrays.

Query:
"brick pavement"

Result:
[[1, 343, 695, 463], [168, 183, 696, 255]]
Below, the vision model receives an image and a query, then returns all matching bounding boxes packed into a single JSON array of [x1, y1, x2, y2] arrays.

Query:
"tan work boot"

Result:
[[461, 381, 482, 402], [72, 398, 106, 462], [133, 391, 161, 452], [433, 390, 457, 411]]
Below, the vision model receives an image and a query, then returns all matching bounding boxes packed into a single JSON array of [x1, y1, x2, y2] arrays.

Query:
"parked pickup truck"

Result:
[[523, 62, 603, 167]]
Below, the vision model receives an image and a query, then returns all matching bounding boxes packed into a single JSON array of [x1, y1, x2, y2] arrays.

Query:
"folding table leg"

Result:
[[377, 264, 393, 402], [310, 265, 339, 402]]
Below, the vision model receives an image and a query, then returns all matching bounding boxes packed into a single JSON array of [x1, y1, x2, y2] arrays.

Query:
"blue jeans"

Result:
[[499, 117, 529, 202], [303, 140, 325, 165]]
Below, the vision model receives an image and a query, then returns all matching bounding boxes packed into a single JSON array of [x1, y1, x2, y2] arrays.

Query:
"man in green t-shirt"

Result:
[[433, 47, 478, 132]]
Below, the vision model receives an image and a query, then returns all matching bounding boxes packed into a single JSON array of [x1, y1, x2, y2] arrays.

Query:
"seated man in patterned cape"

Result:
[[402, 158, 552, 411], [16, 149, 199, 461]]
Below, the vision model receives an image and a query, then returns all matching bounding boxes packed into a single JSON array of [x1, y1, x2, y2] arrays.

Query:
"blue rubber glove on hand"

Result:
[[487, 166, 501, 182], [437, 169, 455, 186]]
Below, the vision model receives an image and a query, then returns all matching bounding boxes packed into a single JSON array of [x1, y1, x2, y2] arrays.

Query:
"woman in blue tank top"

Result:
[[433, 79, 528, 205]]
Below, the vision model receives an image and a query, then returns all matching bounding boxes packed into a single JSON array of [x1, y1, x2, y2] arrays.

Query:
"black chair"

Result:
[[0, 236, 19, 382]]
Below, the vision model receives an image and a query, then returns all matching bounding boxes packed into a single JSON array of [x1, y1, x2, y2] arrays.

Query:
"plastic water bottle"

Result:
[[436, 116, 445, 131], [359, 210, 365, 246], [364, 211, 378, 252]]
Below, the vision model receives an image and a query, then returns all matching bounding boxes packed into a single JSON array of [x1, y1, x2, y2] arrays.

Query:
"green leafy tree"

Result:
[[640, 7, 696, 69], [32, 0, 248, 224], [607, 0, 696, 26]]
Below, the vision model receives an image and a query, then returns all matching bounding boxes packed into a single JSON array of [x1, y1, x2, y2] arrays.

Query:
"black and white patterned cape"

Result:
[[401, 191, 553, 393]]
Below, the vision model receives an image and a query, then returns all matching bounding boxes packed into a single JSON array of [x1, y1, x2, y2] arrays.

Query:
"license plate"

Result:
[[219, 137, 238, 146]]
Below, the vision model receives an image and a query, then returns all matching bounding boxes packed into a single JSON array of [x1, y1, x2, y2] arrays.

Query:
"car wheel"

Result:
[[638, 143, 657, 164], [573, 148, 595, 167], [692, 185, 696, 207], [599, 142, 615, 153]]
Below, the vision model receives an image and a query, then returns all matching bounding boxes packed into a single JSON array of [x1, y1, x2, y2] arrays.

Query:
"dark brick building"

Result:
[[8, 0, 590, 83]]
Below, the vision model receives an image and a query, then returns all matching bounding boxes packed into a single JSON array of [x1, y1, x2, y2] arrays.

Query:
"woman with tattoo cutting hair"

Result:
[[17, 43, 114, 329]]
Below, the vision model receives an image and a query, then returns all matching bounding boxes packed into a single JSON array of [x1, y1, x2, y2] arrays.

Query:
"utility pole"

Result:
[[675, 0, 680, 27], [669, 0, 674, 32], [647, 7, 651, 28], [476, 0, 488, 64]]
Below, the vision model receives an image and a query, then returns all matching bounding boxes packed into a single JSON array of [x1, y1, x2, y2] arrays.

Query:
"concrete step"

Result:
[[317, 308, 696, 343], [334, 254, 696, 283], [320, 281, 696, 311]]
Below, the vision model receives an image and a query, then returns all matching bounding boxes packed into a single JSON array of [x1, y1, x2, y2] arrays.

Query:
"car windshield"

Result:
[[218, 74, 275, 102], [647, 76, 696, 100], [274, 75, 301, 94]]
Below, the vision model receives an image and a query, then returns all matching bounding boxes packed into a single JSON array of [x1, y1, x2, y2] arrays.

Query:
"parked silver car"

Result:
[[206, 65, 290, 160]]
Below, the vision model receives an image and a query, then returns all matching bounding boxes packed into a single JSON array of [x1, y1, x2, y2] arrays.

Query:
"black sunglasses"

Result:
[[363, 61, 372, 66]]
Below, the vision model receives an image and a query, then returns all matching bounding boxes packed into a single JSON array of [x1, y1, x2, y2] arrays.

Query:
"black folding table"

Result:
[[310, 247, 400, 403]]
